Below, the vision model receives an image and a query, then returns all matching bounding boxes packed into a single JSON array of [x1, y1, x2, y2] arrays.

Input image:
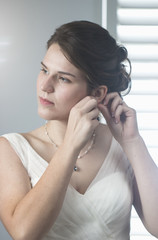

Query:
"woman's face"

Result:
[[37, 43, 89, 121]]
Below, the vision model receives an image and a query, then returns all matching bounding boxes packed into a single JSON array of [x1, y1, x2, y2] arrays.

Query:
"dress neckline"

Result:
[[70, 137, 116, 196], [13, 132, 116, 196]]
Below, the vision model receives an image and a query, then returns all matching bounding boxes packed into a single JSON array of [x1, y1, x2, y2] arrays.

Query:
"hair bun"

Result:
[[118, 46, 128, 62]]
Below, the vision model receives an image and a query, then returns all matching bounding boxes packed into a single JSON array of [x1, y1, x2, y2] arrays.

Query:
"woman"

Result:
[[0, 20, 158, 240]]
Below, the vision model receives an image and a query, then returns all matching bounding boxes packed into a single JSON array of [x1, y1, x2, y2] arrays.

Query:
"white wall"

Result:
[[0, 0, 102, 238]]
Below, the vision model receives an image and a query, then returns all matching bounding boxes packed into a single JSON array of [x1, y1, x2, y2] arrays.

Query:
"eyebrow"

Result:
[[41, 61, 47, 69], [41, 61, 76, 78]]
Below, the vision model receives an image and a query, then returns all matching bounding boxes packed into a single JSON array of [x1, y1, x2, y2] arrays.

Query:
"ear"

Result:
[[91, 85, 108, 103]]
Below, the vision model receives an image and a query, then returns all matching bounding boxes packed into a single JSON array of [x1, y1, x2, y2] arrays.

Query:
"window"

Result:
[[102, 0, 158, 239]]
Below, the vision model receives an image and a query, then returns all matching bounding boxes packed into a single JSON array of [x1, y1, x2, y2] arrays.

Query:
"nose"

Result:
[[40, 75, 54, 93]]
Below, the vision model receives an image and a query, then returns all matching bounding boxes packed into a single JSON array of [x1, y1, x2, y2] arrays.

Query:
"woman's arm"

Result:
[[122, 136, 158, 238], [98, 93, 158, 238], [0, 96, 99, 240], [0, 137, 78, 240]]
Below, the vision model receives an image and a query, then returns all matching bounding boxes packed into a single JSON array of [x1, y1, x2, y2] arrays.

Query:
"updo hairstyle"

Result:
[[47, 20, 131, 95]]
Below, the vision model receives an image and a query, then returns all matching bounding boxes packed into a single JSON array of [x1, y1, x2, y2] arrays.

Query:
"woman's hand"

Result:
[[98, 92, 140, 145], [64, 96, 99, 151]]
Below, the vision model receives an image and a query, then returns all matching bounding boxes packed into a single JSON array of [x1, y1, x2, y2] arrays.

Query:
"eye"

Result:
[[59, 76, 71, 83], [40, 67, 49, 75]]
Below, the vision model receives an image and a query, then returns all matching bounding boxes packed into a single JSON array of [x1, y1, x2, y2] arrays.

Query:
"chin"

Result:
[[38, 108, 53, 121], [37, 109, 68, 122]]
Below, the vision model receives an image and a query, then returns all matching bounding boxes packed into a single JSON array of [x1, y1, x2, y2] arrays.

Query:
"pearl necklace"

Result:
[[44, 121, 96, 171]]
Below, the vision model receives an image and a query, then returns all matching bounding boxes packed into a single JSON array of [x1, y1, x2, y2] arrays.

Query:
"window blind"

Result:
[[103, 0, 158, 239], [117, 0, 158, 239]]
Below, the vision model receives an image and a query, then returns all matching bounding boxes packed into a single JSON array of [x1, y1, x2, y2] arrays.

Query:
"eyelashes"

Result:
[[58, 76, 71, 83], [40, 68, 71, 84], [40, 67, 49, 75]]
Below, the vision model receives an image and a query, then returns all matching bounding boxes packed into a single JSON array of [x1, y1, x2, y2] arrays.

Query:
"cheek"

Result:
[[58, 90, 87, 116], [59, 87, 88, 106]]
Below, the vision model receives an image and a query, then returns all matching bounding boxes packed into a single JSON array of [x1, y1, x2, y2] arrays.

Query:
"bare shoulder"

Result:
[[0, 135, 11, 150], [0, 135, 20, 162], [21, 126, 55, 163], [0, 135, 31, 186], [21, 125, 47, 145], [0, 126, 45, 162], [0, 136, 31, 225]]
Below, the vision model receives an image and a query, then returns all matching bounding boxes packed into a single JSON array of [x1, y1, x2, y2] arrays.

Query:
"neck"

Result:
[[45, 120, 96, 172], [46, 120, 67, 146]]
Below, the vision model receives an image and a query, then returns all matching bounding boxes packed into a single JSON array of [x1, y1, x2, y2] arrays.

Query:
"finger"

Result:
[[103, 92, 121, 106], [103, 93, 124, 117], [110, 97, 124, 118], [98, 104, 112, 125], [77, 98, 98, 114], [114, 104, 132, 124], [75, 96, 95, 108], [92, 119, 100, 129], [87, 107, 99, 120], [113, 104, 124, 124]]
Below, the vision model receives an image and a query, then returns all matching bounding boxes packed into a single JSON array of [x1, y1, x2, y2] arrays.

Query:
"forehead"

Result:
[[43, 43, 83, 78]]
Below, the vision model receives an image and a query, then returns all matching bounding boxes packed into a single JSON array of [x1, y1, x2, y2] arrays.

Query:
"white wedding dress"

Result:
[[3, 133, 134, 240]]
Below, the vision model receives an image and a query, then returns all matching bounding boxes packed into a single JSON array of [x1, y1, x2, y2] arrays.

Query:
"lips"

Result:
[[39, 97, 54, 106]]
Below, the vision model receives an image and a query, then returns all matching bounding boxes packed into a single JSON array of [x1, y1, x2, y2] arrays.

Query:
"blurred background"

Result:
[[0, 0, 158, 239]]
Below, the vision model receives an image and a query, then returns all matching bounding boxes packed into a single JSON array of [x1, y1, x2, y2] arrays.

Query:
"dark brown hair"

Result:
[[47, 20, 131, 95]]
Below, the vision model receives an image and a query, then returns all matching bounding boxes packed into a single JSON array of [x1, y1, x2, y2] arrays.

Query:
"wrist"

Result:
[[62, 137, 80, 158], [120, 135, 149, 164], [120, 134, 143, 152]]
